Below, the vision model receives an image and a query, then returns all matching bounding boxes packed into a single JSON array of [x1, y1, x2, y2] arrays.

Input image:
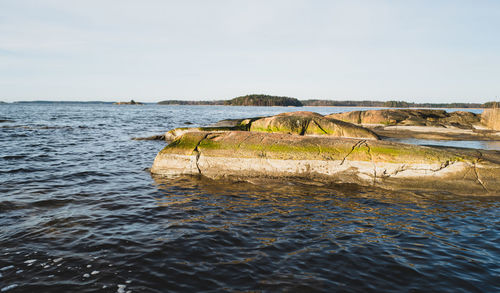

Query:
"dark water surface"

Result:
[[1, 104, 499, 292]]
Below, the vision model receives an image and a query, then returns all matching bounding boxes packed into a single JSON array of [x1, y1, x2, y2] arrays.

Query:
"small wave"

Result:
[[31, 199, 74, 209], [62, 171, 111, 179], [0, 201, 26, 212], [0, 168, 42, 174], [1, 155, 27, 160], [0, 125, 73, 130]]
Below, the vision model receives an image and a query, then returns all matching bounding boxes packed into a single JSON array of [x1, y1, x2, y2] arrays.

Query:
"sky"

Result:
[[1, 0, 499, 103]]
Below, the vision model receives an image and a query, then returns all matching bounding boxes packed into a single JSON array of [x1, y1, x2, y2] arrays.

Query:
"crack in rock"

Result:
[[472, 151, 488, 192], [388, 160, 456, 177], [311, 119, 328, 135], [361, 141, 377, 183], [340, 140, 366, 165], [192, 133, 210, 174], [472, 163, 488, 192]]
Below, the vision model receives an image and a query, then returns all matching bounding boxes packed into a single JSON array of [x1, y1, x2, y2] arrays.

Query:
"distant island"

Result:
[[157, 100, 225, 106], [158, 94, 302, 107], [114, 99, 144, 105], [13, 100, 114, 104], [158, 94, 498, 108], [225, 95, 302, 106]]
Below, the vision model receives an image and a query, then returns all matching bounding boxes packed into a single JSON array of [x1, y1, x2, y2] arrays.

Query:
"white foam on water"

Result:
[[91, 270, 99, 275], [0, 266, 14, 271], [1, 284, 18, 292], [24, 259, 36, 264], [15, 270, 23, 274], [53, 258, 63, 263], [86, 264, 92, 268], [83, 273, 90, 278], [43, 265, 50, 269], [117, 284, 126, 293]]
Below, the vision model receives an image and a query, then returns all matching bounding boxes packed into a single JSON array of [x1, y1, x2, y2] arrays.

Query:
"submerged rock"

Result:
[[151, 131, 500, 196]]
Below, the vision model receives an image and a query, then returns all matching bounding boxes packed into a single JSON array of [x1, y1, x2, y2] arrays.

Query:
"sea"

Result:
[[1, 103, 499, 292]]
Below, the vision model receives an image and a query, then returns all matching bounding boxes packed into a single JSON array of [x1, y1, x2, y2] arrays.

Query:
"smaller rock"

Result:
[[132, 134, 166, 141]]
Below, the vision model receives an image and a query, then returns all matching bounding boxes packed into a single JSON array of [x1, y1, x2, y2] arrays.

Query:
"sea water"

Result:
[[0, 103, 498, 292]]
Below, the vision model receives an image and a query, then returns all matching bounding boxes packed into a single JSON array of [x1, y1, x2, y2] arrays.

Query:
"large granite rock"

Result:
[[327, 109, 480, 129], [165, 111, 379, 141], [151, 131, 500, 196], [249, 111, 379, 139]]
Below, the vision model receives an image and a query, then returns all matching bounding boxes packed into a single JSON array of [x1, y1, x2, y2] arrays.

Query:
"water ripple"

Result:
[[0, 104, 498, 292]]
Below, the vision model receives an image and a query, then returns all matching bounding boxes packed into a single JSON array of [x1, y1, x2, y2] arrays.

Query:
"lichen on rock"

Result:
[[151, 130, 500, 195]]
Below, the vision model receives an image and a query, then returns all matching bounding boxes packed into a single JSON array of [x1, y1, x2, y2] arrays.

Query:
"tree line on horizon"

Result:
[[158, 94, 499, 108]]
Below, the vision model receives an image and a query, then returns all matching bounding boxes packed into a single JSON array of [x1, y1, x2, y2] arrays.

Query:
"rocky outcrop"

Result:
[[165, 111, 379, 141], [250, 112, 379, 139], [481, 108, 500, 131], [327, 109, 480, 129], [325, 109, 499, 141], [114, 100, 143, 105], [151, 131, 500, 196]]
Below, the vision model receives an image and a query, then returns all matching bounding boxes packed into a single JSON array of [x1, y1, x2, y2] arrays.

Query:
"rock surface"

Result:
[[327, 109, 480, 129], [165, 111, 379, 141], [151, 131, 500, 196], [481, 108, 500, 131], [250, 111, 379, 139], [325, 109, 500, 141]]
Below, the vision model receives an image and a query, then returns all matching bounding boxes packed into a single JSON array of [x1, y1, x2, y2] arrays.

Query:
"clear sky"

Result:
[[1, 0, 499, 103]]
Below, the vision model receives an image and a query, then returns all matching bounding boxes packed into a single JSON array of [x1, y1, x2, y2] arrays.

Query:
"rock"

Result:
[[325, 109, 494, 140], [164, 112, 378, 141], [327, 109, 480, 129], [151, 131, 500, 195], [132, 134, 166, 141], [114, 99, 143, 105], [208, 119, 246, 127], [481, 108, 500, 130], [164, 126, 244, 141], [249, 111, 379, 139], [208, 117, 262, 128]]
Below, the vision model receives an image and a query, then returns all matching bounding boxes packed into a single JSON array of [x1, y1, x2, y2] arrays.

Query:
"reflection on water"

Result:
[[147, 175, 500, 291], [387, 138, 500, 151]]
